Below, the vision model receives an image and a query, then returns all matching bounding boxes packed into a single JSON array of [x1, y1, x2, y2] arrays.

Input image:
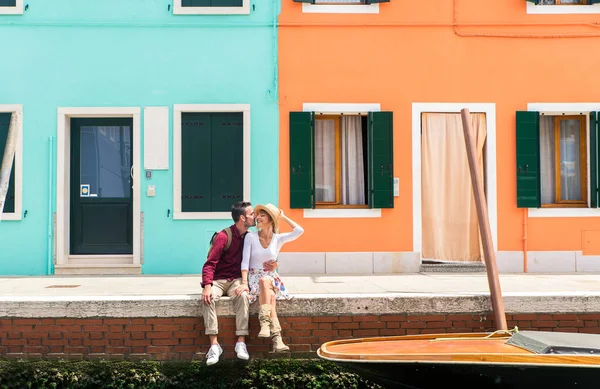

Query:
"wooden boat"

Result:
[[317, 110, 600, 388], [317, 329, 600, 388]]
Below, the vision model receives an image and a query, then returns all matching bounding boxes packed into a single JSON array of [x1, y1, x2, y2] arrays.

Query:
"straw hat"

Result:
[[254, 203, 280, 233]]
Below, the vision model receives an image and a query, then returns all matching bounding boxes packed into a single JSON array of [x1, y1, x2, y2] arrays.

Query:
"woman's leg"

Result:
[[258, 277, 274, 338], [259, 277, 273, 305]]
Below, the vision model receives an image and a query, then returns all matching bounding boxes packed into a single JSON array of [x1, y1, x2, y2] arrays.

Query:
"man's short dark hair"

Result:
[[232, 201, 252, 222]]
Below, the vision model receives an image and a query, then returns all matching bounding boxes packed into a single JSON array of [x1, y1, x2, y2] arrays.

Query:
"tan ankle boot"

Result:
[[270, 316, 290, 352], [258, 304, 272, 338]]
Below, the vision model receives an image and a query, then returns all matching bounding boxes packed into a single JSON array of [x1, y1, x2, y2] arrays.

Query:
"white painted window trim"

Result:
[[412, 103, 498, 253], [0, 0, 23, 15], [527, 102, 600, 218], [301, 103, 382, 219], [173, 0, 250, 15], [173, 104, 251, 220], [526, 2, 600, 14], [304, 209, 381, 218], [0, 105, 23, 221], [56, 107, 142, 267], [302, 3, 379, 14]]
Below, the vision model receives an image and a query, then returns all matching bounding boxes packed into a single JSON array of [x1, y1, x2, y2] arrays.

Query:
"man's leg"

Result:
[[203, 280, 226, 344], [227, 279, 250, 360], [227, 279, 250, 340]]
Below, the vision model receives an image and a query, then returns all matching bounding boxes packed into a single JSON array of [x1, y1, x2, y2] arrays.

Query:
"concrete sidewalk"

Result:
[[1, 272, 600, 297], [1, 273, 600, 319]]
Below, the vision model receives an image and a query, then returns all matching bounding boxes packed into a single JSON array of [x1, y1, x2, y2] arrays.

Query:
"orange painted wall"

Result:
[[278, 0, 600, 254]]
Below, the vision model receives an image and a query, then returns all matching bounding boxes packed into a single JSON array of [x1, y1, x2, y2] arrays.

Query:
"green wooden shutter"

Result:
[[365, 0, 390, 3], [516, 111, 541, 208], [183, 0, 210, 6], [289, 112, 314, 209], [212, 0, 243, 6], [0, 113, 14, 214], [0, 0, 16, 7], [292, 0, 315, 3], [210, 113, 243, 212], [591, 112, 599, 208], [181, 113, 212, 213], [368, 111, 394, 209]]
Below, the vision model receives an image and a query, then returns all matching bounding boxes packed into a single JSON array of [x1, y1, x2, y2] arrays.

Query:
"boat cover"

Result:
[[506, 331, 600, 355]]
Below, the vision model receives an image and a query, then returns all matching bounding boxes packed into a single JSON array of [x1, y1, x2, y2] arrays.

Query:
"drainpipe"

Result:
[[523, 208, 528, 273], [267, 0, 279, 102], [0, 112, 19, 220], [47, 136, 55, 275]]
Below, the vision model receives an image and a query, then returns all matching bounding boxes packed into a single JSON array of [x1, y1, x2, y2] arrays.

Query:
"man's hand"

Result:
[[235, 283, 249, 296], [202, 285, 213, 305], [263, 260, 278, 272]]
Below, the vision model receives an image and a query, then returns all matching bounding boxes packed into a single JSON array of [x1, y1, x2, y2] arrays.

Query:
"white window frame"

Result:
[[56, 107, 142, 267], [0, 0, 23, 15], [302, 2, 379, 14], [412, 103, 498, 254], [173, 0, 250, 15], [0, 105, 23, 221], [527, 103, 600, 218], [527, 1, 600, 14], [173, 104, 251, 220], [301, 102, 383, 219]]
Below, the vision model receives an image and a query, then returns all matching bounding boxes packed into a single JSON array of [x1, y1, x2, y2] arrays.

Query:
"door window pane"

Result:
[[559, 119, 582, 201], [80, 126, 131, 198]]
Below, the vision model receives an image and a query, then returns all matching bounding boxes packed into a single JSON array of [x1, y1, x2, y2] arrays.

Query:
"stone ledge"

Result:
[[2, 292, 600, 318]]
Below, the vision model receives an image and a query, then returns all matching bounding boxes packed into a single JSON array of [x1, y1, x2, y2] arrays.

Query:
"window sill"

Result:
[[526, 3, 600, 14], [302, 3, 379, 14], [1, 213, 21, 221], [174, 212, 231, 220], [173, 0, 250, 15], [528, 208, 600, 218], [303, 208, 381, 218], [0, 1, 23, 15]]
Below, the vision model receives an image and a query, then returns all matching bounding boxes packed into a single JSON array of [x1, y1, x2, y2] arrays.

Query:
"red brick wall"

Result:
[[2, 313, 600, 360]]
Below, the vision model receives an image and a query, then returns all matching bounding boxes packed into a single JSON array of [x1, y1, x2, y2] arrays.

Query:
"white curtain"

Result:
[[559, 119, 582, 201], [315, 119, 336, 203], [342, 116, 365, 205]]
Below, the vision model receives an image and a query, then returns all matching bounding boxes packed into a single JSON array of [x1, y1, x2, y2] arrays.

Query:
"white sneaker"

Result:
[[206, 344, 223, 366], [235, 342, 249, 360]]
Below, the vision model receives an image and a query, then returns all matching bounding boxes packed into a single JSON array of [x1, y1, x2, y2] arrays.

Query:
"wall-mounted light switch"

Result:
[[147, 185, 156, 197]]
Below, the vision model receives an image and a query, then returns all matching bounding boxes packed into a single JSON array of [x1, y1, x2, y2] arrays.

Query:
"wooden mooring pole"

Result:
[[460, 108, 507, 331], [0, 112, 19, 221]]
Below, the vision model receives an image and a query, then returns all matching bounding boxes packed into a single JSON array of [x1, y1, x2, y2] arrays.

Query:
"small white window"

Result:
[[0, 105, 23, 221], [173, 0, 250, 15], [0, 0, 23, 15], [173, 104, 251, 220], [527, 0, 600, 14], [297, 0, 387, 14]]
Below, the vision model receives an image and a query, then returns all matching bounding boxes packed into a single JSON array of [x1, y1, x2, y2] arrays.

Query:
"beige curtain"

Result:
[[315, 119, 336, 203], [421, 113, 487, 262]]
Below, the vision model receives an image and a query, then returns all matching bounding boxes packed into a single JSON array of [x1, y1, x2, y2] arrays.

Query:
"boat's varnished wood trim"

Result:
[[318, 333, 600, 367]]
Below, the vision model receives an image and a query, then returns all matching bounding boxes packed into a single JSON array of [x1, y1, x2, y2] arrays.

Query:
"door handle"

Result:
[[130, 165, 134, 180]]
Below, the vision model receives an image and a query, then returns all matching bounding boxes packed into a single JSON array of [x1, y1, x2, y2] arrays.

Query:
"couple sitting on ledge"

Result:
[[200, 201, 304, 365]]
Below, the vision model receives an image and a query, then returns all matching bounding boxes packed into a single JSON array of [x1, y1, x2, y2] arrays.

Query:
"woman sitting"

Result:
[[240, 204, 304, 352]]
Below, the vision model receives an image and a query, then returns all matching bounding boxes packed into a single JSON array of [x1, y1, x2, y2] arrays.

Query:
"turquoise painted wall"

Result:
[[0, 0, 280, 275]]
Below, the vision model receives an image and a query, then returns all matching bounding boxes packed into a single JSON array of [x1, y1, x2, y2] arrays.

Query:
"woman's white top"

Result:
[[241, 226, 304, 271]]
